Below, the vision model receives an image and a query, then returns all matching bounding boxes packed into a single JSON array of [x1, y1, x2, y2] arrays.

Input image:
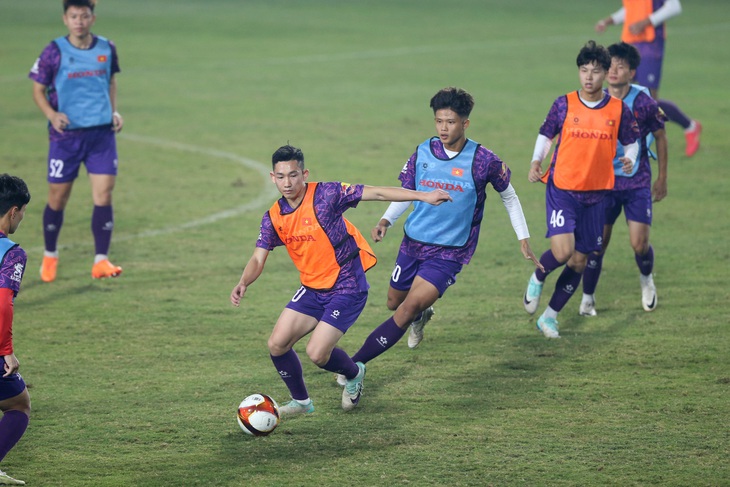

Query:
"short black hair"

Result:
[[271, 145, 305, 170], [64, 0, 96, 12], [576, 40, 611, 71], [430, 87, 474, 119], [0, 174, 31, 216], [608, 42, 641, 71]]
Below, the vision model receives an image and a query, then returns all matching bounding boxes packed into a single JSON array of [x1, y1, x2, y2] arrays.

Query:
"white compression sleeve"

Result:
[[499, 183, 530, 241], [650, 0, 682, 25], [381, 200, 411, 226], [610, 7, 626, 24], [531, 134, 553, 163], [623, 140, 639, 165]]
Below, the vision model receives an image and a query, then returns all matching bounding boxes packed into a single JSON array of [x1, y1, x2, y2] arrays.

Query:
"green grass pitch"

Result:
[[1, 1, 728, 485]]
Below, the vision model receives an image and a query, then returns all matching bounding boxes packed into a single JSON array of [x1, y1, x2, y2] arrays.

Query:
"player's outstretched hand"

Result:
[[230, 284, 247, 307], [520, 239, 545, 273], [371, 219, 390, 242], [652, 178, 667, 203], [425, 189, 452, 205], [528, 161, 543, 183]]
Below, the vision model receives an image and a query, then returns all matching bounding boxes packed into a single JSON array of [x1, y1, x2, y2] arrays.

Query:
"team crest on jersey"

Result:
[[499, 162, 509, 181], [11, 263, 24, 283], [451, 168, 464, 177], [340, 182, 355, 196]]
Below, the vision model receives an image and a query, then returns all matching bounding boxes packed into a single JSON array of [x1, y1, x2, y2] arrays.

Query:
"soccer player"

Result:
[[29, 0, 124, 282], [0, 174, 32, 486], [340, 86, 542, 370], [229, 145, 451, 414], [595, 0, 702, 157], [580, 42, 668, 316], [523, 41, 640, 339]]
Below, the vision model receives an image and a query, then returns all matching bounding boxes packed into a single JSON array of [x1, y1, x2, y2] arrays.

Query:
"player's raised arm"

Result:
[[230, 247, 270, 307], [361, 186, 451, 205]]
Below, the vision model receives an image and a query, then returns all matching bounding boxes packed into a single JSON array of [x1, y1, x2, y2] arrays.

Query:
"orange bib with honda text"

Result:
[[268, 183, 376, 290], [542, 92, 622, 191]]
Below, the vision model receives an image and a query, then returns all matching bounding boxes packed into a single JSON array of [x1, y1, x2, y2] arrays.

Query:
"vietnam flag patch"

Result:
[[606, 119, 615, 127], [302, 217, 313, 226], [451, 168, 464, 177], [97, 55, 108, 62]]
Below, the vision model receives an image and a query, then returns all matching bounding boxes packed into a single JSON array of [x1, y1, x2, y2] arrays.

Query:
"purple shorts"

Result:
[[545, 184, 604, 254], [389, 250, 462, 297], [604, 187, 653, 226], [47, 127, 118, 183], [0, 372, 26, 401], [633, 42, 664, 90], [285, 287, 368, 333]]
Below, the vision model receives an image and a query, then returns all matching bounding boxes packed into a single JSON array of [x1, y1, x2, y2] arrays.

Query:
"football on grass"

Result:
[[237, 393, 280, 436]]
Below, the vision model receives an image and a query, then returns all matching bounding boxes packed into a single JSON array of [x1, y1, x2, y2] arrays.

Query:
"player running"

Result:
[[230, 145, 451, 414], [580, 42, 668, 315]]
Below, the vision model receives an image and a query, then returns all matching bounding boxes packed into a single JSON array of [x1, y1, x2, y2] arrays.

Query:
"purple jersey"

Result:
[[0, 235, 26, 298], [29, 35, 120, 142], [612, 89, 665, 191], [396, 138, 510, 265], [257, 182, 369, 294], [539, 92, 640, 205]]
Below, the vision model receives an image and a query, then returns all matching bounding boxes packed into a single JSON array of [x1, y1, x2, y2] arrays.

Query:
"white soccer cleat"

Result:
[[407, 306, 435, 349], [579, 296, 597, 317], [640, 274, 657, 312], [0, 470, 25, 485], [523, 274, 544, 315], [278, 399, 314, 416], [341, 362, 365, 411], [536, 315, 560, 339]]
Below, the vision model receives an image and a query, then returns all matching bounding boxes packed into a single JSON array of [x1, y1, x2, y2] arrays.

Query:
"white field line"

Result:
[[28, 133, 277, 252]]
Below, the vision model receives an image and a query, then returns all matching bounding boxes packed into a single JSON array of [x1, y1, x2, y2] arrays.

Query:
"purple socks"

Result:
[[0, 410, 29, 462], [351, 317, 406, 364]]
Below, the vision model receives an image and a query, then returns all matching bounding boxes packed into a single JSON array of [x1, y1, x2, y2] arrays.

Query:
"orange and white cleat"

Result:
[[40, 256, 58, 283], [91, 259, 123, 279]]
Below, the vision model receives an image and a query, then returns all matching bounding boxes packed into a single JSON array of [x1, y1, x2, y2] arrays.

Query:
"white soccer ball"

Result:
[[237, 393, 280, 436]]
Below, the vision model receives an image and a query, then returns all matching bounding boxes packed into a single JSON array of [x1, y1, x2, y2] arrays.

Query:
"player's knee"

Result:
[[385, 296, 400, 311], [304, 345, 329, 367], [267, 338, 287, 357]]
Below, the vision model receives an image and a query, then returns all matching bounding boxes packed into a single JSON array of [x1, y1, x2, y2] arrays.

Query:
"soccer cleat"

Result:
[[91, 259, 123, 279], [523, 274, 544, 315], [684, 120, 702, 157], [40, 255, 58, 283], [334, 373, 346, 387], [536, 316, 560, 339], [407, 306, 435, 349], [640, 274, 657, 312], [341, 362, 365, 411], [579, 297, 597, 317], [0, 470, 25, 485], [278, 399, 315, 416]]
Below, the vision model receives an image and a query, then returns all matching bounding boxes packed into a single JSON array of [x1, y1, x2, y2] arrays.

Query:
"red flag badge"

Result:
[[97, 55, 108, 62], [451, 168, 464, 177]]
